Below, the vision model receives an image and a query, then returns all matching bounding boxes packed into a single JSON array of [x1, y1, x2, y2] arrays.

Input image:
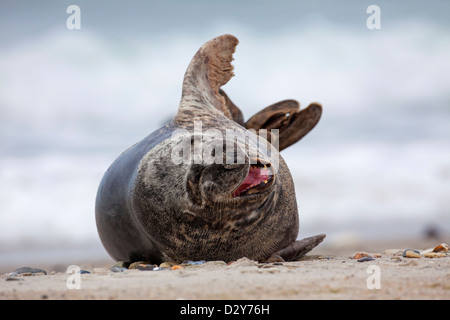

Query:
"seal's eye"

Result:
[[232, 161, 274, 197]]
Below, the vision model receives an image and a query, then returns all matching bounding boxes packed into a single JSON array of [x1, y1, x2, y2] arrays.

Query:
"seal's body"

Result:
[[95, 35, 325, 263]]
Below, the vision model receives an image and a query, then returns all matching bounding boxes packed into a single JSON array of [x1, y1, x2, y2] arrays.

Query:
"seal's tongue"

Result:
[[233, 164, 272, 197]]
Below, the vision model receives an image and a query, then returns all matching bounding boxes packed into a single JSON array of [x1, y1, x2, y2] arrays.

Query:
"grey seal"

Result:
[[95, 34, 325, 263]]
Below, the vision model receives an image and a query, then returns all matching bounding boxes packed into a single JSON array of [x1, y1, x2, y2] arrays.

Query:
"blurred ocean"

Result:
[[1, 0, 449, 268]]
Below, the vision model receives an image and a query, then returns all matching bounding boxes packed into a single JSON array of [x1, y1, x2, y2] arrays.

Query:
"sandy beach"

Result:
[[1, 237, 448, 300]]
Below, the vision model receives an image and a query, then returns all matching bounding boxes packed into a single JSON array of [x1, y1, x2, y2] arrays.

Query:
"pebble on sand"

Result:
[[12, 267, 47, 276], [352, 252, 370, 260], [433, 243, 449, 252], [424, 252, 446, 258], [357, 257, 374, 262], [110, 266, 126, 273], [112, 261, 130, 269], [135, 264, 157, 271], [182, 260, 206, 265], [159, 261, 178, 269], [403, 249, 421, 258], [128, 261, 147, 269], [171, 265, 185, 270]]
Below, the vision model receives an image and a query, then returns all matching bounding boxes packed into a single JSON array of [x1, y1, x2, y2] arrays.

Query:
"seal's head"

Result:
[[129, 35, 320, 262]]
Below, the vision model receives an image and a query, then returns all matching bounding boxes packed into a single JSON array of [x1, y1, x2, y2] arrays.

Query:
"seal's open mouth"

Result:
[[232, 161, 274, 197]]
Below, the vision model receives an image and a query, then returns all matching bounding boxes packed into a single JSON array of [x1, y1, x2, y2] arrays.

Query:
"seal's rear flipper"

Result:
[[245, 101, 322, 151], [267, 234, 326, 262]]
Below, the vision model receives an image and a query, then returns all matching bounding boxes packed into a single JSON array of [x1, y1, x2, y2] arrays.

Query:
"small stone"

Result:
[[112, 261, 130, 269], [13, 267, 47, 276], [352, 252, 370, 260], [373, 253, 382, 258], [159, 261, 178, 269], [110, 266, 126, 273], [403, 249, 421, 258], [171, 265, 184, 270], [424, 252, 446, 258], [357, 257, 374, 262], [135, 263, 157, 271], [182, 260, 206, 265], [128, 261, 146, 269], [390, 256, 402, 261], [433, 243, 449, 252]]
